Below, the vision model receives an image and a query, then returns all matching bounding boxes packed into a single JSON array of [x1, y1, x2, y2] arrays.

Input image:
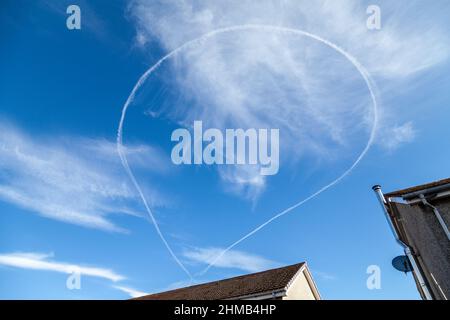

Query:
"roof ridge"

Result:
[[207, 262, 305, 283]]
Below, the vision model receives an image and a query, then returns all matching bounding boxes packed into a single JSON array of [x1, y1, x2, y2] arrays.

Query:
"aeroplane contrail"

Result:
[[117, 24, 379, 280]]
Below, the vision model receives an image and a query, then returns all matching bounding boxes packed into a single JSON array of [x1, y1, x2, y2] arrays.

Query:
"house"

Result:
[[134, 262, 321, 300], [373, 178, 450, 300]]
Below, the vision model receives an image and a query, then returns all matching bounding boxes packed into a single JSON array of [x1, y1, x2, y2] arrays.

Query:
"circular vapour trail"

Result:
[[117, 24, 379, 279]]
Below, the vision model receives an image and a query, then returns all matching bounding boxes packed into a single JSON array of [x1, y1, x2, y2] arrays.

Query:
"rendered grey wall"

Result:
[[391, 199, 450, 300]]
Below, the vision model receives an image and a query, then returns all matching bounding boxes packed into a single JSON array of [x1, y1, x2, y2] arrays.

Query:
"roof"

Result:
[[385, 178, 450, 198], [134, 262, 306, 300]]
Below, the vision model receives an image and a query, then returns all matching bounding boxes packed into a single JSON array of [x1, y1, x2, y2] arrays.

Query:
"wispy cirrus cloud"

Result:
[[0, 121, 169, 232], [381, 121, 416, 151], [113, 285, 148, 298], [218, 165, 266, 202], [0, 251, 155, 298], [127, 0, 449, 199], [129, 0, 449, 77], [0, 252, 125, 282], [312, 270, 337, 281], [183, 247, 278, 273]]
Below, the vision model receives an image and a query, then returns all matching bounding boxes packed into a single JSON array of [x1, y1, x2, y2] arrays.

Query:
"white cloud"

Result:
[[163, 279, 198, 290], [129, 0, 449, 77], [127, 0, 449, 198], [0, 252, 125, 282], [0, 121, 168, 232], [381, 121, 416, 151], [312, 270, 337, 281], [113, 285, 148, 298], [183, 247, 278, 273], [218, 165, 266, 202]]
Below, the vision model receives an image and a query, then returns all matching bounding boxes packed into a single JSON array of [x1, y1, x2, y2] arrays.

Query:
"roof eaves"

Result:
[[224, 288, 287, 300], [384, 178, 450, 198]]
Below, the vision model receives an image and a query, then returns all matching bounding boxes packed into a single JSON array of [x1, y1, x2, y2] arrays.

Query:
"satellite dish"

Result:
[[392, 255, 413, 273]]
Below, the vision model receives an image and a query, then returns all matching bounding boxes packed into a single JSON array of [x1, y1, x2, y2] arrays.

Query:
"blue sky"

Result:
[[0, 0, 449, 299]]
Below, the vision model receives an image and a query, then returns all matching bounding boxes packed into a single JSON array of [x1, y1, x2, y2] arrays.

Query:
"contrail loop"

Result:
[[117, 24, 379, 279]]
